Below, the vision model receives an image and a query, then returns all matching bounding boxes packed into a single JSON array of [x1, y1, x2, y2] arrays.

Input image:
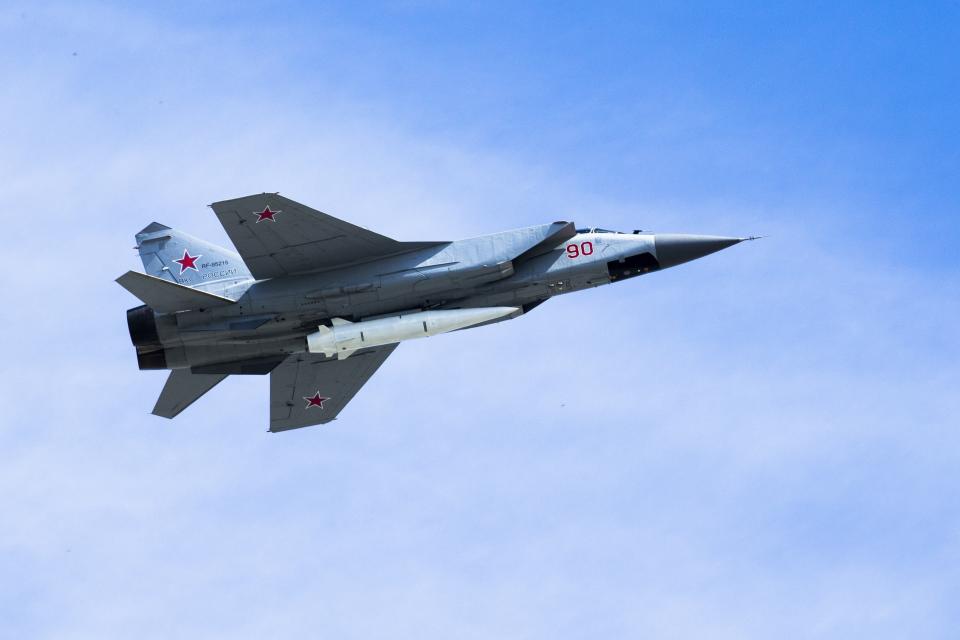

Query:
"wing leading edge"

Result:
[[269, 344, 397, 432], [210, 193, 445, 280]]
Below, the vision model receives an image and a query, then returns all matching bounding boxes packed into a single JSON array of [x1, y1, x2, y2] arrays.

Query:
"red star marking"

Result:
[[173, 249, 201, 274], [254, 206, 281, 223], [304, 391, 330, 410]]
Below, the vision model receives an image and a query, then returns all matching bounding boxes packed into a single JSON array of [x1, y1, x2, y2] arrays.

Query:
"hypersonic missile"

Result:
[[306, 307, 519, 359]]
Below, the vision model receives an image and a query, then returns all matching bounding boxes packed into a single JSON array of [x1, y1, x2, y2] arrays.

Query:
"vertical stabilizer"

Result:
[[136, 223, 252, 289]]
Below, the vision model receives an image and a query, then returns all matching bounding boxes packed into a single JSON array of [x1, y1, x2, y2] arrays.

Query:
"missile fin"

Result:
[[331, 317, 352, 326], [338, 349, 357, 360], [306, 325, 337, 357]]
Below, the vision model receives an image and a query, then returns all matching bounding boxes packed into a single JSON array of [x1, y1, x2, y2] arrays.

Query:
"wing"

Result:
[[269, 345, 397, 432], [210, 193, 444, 280]]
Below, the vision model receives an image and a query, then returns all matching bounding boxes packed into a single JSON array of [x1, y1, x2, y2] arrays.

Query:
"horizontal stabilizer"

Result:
[[152, 370, 228, 418], [116, 271, 235, 313]]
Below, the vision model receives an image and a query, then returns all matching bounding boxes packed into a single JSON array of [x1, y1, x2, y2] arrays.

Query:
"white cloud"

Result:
[[0, 3, 958, 639]]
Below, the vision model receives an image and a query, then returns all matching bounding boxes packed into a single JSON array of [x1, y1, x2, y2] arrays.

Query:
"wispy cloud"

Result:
[[1, 3, 958, 639]]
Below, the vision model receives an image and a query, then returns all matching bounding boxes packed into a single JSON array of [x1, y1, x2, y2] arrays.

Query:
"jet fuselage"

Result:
[[118, 193, 749, 431], [133, 230, 735, 372]]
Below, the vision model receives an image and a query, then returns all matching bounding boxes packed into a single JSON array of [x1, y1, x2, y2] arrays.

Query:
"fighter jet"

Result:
[[118, 193, 753, 432]]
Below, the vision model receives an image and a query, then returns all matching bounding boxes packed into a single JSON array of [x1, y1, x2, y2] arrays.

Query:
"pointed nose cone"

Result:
[[654, 234, 744, 269]]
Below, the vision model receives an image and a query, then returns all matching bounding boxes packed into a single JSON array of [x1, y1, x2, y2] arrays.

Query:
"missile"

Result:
[[307, 307, 519, 359]]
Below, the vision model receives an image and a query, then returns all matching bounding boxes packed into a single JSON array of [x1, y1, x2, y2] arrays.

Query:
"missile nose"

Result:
[[653, 234, 745, 269]]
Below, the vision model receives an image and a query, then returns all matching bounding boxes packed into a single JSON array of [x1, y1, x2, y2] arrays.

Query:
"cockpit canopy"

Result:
[[576, 227, 622, 234], [576, 227, 644, 234]]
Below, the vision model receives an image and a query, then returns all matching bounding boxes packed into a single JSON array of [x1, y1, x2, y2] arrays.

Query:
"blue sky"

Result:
[[1, 2, 959, 638]]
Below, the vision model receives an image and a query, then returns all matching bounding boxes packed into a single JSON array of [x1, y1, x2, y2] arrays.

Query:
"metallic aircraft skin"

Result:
[[118, 193, 752, 431]]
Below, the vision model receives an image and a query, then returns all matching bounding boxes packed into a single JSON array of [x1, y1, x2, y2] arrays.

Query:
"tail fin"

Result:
[[152, 370, 228, 418], [136, 223, 252, 289]]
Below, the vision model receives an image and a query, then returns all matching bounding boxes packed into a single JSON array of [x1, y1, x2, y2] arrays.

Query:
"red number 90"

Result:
[[566, 242, 593, 259]]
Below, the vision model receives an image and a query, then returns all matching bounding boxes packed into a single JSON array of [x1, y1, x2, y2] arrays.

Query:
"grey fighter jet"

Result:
[[118, 194, 753, 432]]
